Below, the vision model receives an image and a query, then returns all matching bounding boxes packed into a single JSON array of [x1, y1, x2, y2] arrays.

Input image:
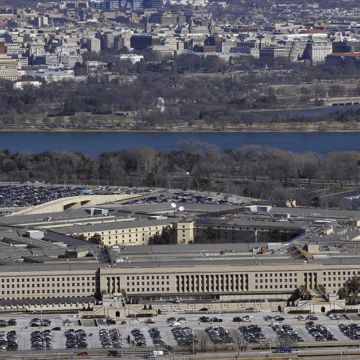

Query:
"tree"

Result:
[[71, 233, 87, 240], [229, 329, 248, 353], [198, 226, 218, 243], [120, 288, 128, 303], [343, 60, 356, 76], [148, 226, 177, 245], [195, 331, 210, 353], [349, 276, 360, 295], [182, 333, 198, 354], [338, 288, 346, 300], [276, 334, 294, 348], [88, 233, 103, 245]]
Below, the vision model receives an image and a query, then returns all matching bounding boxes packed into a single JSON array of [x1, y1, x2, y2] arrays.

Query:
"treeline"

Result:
[[1, 64, 360, 131], [0, 141, 359, 207]]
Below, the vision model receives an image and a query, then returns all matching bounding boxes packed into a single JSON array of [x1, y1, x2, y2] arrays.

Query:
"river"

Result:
[[2, 104, 360, 157], [1, 131, 360, 157]]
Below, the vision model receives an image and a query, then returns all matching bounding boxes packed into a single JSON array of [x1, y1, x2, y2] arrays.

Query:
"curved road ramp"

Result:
[[9, 194, 141, 216]]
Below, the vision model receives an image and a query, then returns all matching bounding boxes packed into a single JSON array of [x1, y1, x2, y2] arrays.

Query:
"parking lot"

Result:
[[122, 191, 244, 206], [0, 311, 355, 353], [0, 185, 83, 208]]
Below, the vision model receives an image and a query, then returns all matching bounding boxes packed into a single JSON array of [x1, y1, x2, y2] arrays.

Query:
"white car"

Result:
[[160, 309, 168, 312], [170, 322, 180, 327]]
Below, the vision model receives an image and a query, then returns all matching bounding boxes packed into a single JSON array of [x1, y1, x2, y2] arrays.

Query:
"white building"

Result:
[[113, 54, 144, 64], [30, 70, 74, 82], [13, 79, 42, 90], [307, 40, 333, 65]]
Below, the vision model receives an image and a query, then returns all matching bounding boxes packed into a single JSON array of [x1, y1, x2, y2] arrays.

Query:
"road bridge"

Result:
[[324, 96, 360, 106], [9, 194, 141, 216]]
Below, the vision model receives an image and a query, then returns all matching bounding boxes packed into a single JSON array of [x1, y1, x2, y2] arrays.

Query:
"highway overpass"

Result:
[[9, 194, 141, 216]]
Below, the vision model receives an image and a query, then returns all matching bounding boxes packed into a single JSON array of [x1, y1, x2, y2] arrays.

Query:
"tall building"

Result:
[[143, 0, 162, 9], [333, 40, 360, 54], [106, 0, 119, 10], [303, 40, 332, 65], [130, 35, 161, 50], [88, 38, 101, 53], [0, 40, 5, 55], [325, 53, 360, 69], [101, 33, 115, 51]]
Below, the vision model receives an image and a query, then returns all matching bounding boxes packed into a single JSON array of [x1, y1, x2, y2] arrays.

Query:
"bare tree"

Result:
[[229, 329, 248, 353], [275, 334, 294, 348], [195, 330, 210, 353]]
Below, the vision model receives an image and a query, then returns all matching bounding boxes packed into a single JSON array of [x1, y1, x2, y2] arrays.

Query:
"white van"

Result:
[[185, 307, 195, 312]]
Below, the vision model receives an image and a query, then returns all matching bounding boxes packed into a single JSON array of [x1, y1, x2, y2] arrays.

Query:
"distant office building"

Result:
[[260, 44, 288, 58], [106, 0, 119, 10], [88, 38, 101, 53], [143, 0, 162, 8], [325, 53, 360, 69], [149, 12, 178, 25], [333, 40, 360, 54], [89, 0, 106, 8], [130, 35, 161, 50], [230, 47, 260, 58], [132, 0, 143, 8], [35, 16, 48, 27], [303, 40, 332, 65], [101, 33, 115, 51], [0, 40, 5, 55]]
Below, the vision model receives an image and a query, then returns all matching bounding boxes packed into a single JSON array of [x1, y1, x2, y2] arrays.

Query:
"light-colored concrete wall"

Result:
[[11, 194, 141, 216]]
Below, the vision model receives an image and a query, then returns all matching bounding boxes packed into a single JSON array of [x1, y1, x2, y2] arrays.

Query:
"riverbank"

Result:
[[0, 121, 358, 133], [3, 102, 359, 134]]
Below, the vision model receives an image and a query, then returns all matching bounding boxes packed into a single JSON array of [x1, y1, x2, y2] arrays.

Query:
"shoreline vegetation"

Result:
[[0, 140, 358, 209], [2, 120, 360, 132]]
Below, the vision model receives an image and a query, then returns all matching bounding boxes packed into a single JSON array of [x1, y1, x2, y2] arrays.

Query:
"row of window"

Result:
[[96, 226, 165, 236], [255, 278, 297, 283], [255, 273, 296, 277], [323, 271, 359, 276], [127, 276, 169, 280], [2, 283, 94, 288], [127, 282, 169, 286], [127, 287, 169, 292], [105, 238, 143, 243], [255, 285, 293, 289], [1, 277, 94, 282], [2, 289, 92, 295]]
